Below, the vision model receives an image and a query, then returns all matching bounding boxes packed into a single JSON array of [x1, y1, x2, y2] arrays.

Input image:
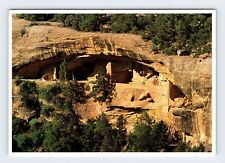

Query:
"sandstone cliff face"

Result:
[[12, 17, 212, 150], [151, 55, 212, 149], [12, 18, 151, 70]]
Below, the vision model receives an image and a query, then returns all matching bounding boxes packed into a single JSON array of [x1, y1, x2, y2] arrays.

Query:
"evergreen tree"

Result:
[[90, 71, 115, 105], [53, 14, 67, 26], [12, 116, 28, 136], [79, 15, 101, 32], [174, 142, 205, 152], [94, 114, 116, 151], [43, 113, 82, 152], [150, 121, 169, 151], [39, 84, 61, 102], [40, 104, 55, 117], [60, 80, 87, 104], [128, 112, 169, 152], [19, 81, 40, 115], [111, 14, 138, 33], [81, 119, 96, 152], [59, 60, 68, 81], [114, 115, 127, 151], [17, 14, 54, 21], [29, 119, 45, 149], [16, 13, 212, 56]]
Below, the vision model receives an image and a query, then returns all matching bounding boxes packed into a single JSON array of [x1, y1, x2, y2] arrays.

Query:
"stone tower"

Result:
[[106, 62, 112, 77], [53, 67, 57, 80]]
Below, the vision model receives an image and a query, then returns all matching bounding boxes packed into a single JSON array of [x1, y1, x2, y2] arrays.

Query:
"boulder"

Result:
[[192, 92, 208, 108], [172, 97, 185, 107], [171, 107, 187, 116]]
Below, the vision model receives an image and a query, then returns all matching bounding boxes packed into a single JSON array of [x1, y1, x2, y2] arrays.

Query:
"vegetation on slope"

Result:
[[12, 77, 205, 152], [16, 13, 212, 56]]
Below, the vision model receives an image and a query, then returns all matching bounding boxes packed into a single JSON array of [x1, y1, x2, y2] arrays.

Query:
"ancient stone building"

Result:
[[42, 67, 57, 81], [12, 21, 212, 150]]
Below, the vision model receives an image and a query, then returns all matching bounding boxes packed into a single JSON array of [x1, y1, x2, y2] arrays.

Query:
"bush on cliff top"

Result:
[[17, 14, 212, 56]]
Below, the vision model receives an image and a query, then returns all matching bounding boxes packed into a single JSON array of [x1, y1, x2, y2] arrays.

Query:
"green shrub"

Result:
[[12, 116, 28, 136], [29, 118, 39, 126], [19, 81, 40, 112], [17, 14, 54, 21], [17, 14, 212, 56], [79, 15, 101, 32], [53, 14, 67, 26], [193, 48, 202, 57], [16, 14, 26, 19], [51, 96, 65, 108], [28, 21, 38, 27], [15, 133, 32, 151], [164, 47, 177, 55], [190, 143, 205, 152], [111, 14, 138, 33], [131, 26, 139, 34], [30, 127, 45, 148], [39, 84, 61, 102], [174, 142, 190, 152], [15, 76, 22, 86], [174, 142, 205, 152], [20, 26, 26, 37], [40, 104, 55, 117], [202, 44, 212, 54], [152, 44, 159, 53], [15, 134, 27, 149]]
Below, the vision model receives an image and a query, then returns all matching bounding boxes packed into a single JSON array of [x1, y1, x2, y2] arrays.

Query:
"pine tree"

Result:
[[114, 115, 127, 151], [128, 112, 169, 152], [90, 71, 115, 105], [43, 113, 82, 152], [61, 80, 87, 104], [59, 60, 68, 81], [94, 114, 116, 152]]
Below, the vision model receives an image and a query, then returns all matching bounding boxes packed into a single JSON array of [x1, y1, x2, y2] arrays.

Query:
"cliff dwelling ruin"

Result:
[[12, 20, 212, 150], [13, 53, 186, 114]]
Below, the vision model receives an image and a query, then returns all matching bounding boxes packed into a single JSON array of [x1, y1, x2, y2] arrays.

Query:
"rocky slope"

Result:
[[12, 16, 213, 150]]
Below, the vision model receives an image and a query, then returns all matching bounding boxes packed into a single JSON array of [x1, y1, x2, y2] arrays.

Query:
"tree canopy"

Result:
[[17, 13, 212, 56]]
